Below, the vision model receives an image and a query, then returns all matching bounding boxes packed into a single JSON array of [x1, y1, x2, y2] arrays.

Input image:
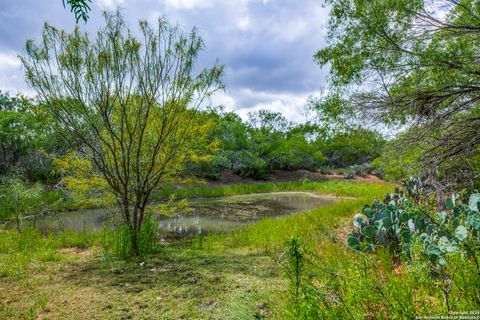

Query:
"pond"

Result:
[[16, 192, 340, 240]]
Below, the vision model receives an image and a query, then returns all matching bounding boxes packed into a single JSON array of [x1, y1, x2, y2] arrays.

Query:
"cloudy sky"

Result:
[[0, 0, 330, 122]]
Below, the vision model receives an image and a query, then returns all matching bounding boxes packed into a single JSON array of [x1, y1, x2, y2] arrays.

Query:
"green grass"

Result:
[[0, 179, 399, 319], [158, 179, 391, 200]]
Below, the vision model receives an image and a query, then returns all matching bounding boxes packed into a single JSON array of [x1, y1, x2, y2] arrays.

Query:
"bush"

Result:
[[102, 215, 159, 258], [280, 180, 480, 319], [372, 139, 422, 181], [227, 150, 269, 179], [321, 128, 385, 167]]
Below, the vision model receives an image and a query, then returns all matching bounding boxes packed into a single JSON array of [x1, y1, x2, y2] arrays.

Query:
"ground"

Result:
[[1, 244, 284, 319], [0, 179, 393, 319]]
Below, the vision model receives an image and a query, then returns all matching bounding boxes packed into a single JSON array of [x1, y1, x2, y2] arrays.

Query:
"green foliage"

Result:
[[0, 176, 44, 226], [0, 91, 54, 179], [284, 236, 321, 319], [62, 0, 92, 23], [316, 0, 480, 183], [348, 181, 480, 271], [372, 138, 422, 181], [21, 11, 224, 256], [247, 110, 326, 172], [347, 188, 421, 259], [189, 108, 371, 180], [285, 237, 304, 311], [320, 127, 385, 168], [0, 228, 98, 279], [102, 215, 159, 258]]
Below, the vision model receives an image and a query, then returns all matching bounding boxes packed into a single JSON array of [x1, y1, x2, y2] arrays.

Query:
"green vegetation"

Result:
[[62, 0, 92, 23], [187, 108, 382, 180], [0, 180, 392, 319], [2, 0, 480, 318], [284, 183, 480, 319], [21, 12, 224, 254], [315, 0, 480, 187]]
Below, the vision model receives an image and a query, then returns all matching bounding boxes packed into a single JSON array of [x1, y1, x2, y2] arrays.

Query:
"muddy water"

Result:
[[19, 192, 339, 240]]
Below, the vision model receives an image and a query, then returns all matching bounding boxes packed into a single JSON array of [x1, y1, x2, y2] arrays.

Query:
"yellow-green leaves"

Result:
[[53, 152, 114, 207]]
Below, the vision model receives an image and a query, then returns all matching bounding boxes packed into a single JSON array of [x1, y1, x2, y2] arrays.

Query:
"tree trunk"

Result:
[[131, 226, 139, 255]]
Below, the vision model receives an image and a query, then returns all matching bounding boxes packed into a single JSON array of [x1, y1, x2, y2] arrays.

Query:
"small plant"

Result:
[[285, 236, 305, 316]]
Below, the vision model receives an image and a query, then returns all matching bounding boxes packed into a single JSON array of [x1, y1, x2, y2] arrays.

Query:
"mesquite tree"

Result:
[[21, 11, 224, 253], [316, 0, 480, 187]]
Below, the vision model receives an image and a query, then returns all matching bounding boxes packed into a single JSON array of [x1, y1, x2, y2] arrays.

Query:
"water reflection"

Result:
[[15, 192, 339, 240]]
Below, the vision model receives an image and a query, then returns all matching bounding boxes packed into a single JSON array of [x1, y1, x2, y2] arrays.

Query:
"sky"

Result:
[[0, 0, 330, 122]]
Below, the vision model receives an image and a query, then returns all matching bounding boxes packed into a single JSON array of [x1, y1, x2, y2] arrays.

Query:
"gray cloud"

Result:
[[0, 0, 329, 121]]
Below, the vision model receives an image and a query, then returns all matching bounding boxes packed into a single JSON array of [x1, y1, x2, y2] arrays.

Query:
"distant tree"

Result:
[[247, 110, 293, 133], [316, 0, 480, 182], [0, 176, 43, 231], [0, 92, 40, 175], [321, 127, 385, 167], [62, 0, 92, 23], [21, 12, 224, 254]]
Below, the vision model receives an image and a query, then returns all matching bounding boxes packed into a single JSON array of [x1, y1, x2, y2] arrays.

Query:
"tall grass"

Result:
[[196, 180, 393, 252], [158, 179, 393, 200], [100, 215, 159, 258], [277, 238, 480, 319]]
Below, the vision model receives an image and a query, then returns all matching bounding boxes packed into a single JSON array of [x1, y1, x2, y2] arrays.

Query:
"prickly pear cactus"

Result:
[[348, 180, 480, 267]]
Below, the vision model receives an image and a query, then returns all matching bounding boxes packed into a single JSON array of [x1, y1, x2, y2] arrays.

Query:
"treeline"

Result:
[[0, 91, 387, 186], [189, 108, 386, 180]]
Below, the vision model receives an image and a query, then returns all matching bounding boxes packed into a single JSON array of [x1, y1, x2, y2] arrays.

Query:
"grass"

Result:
[[0, 179, 395, 319], [157, 179, 390, 200]]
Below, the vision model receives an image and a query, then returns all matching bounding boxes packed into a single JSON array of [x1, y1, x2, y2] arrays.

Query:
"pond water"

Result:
[[17, 192, 339, 240]]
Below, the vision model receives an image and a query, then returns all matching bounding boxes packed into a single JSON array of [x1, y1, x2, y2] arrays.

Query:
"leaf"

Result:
[[374, 211, 384, 221], [469, 193, 480, 212], [439, 236, 457, 253], [437, 211, 447, 224], [427, 244, 442, 257], [362, 226, 376, 239], [407, 219, 415, 232], [353, 214, 366, 228], [382, 214, 393, 228], [377, 228, 388, 245], [426, 224, 435, 235], [400, 227, 411, 243], [467, 213, 480, 230], [455, 225, 468, 241], [445, 198, 454, 210], [399, 210, 410, 222], [347, 234, 360, 249], [363, 207, 372, 217]]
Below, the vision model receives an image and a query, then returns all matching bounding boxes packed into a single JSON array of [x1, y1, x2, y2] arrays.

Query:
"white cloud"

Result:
[[210, 88, 315, 123], [221, 88, 315, 123], [0, 51, 21, 67], [164, 0, 213, 10], [210, 91, 236, 110], [237, 15, 251, 31], [0, 51, 29, 94], [236, 99, 308, 123], [95, 0, 125, 9]]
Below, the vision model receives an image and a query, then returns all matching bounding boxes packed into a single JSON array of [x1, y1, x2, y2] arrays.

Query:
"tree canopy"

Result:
[[20, 11, 224, 253], [316, 0, 480, 186]]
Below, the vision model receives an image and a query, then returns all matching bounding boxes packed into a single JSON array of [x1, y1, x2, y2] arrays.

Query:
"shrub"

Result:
[[102, 215, 159, 258]]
